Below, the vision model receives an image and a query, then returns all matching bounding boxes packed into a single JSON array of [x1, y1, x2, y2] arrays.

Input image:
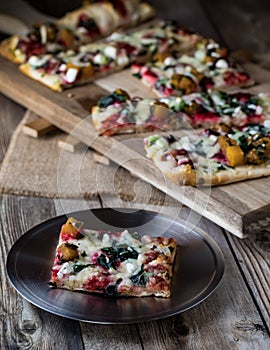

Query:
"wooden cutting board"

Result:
[[1, 55, 270, 238]]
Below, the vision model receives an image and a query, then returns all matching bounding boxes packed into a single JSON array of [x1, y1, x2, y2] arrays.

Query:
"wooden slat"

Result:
[[227, 230, 270, 330], [22, 114, 57, 138], [92, 151, 111, 166], [58, 134, 81, 152]]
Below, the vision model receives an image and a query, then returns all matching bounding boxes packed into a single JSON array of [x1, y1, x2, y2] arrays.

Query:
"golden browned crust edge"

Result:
[[19, 64, 62, 92], [0, 36, 24, 64], [166, 162, 270, 187], [138, 2, 156, 22], [148, 149, 270, 187]]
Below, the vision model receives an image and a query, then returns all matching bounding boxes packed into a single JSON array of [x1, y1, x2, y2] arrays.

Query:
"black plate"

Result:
[[6, 208, 224, 324]]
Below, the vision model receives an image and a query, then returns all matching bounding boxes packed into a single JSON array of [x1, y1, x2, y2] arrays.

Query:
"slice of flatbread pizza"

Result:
[[131, 39, 254, 97], [144, 122, 270, 186], [0, 0, 155, 64], [91, 89, 270, 135], [19, 21, 202, 91], [49, 217, 177, 298]]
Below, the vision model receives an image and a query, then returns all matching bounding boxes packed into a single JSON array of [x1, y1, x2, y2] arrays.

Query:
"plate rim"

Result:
[[6, 207, 225, 324]]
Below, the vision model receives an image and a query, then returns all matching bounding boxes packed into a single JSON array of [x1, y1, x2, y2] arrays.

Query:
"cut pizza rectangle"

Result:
[[49, 217, 177, 297], [18, 21, 203, 91], [144, 122, 270, 186], [91, 89, 270, 136], [0, 0, 155, 64], [131, 39, 254, 98]]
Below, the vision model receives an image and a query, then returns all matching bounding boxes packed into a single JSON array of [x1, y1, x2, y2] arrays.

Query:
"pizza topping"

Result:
[[57, 243, 79, 262], [97, 88, 130, 108], [170, 73, 198, 95], [77, 14, 101, 37], [31, 22, 58, 44], [97, 246, 139, 270], [145, 123, 270, 180], [92, 88, 270, 136], [19, 20, 205, 90], [224, 145, 245, 167], [83, 273, 113, 291], [130, 264, 148, 286], [214, 58, 229, 69], [132, 34, 253, 98], [65, 66, 79, 83], [49, 219, 177, 297], [58, 28, 75, 47], [149, 100, 170, 121], [60, 217, 84, 240]]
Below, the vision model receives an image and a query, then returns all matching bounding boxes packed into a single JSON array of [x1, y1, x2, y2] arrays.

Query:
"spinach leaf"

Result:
[[73, 263, 94, 273], [98, 247, 139, 270], [130, 265, 149, 286]]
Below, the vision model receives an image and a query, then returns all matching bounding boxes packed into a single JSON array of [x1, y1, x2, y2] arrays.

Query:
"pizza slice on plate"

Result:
[[91, 89, 270, 135], [0, 0, 155, 64], [131, 39, 254, 97], [49, 217, 177, 297], [144, 122, 270, 186]]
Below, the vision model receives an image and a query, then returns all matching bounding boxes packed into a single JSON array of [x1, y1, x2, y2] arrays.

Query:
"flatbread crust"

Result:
[[0, 36, 24, 64], [19, 21, 199, 91], [57, 2, 119, 35], [145, 125, 270, 187], [19, 63, 62, 91], [19, 55, 132, 91], [149, 149, 270, 186]]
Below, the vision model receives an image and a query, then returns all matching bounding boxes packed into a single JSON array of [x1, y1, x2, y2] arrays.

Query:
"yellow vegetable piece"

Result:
[[218, 135, 236, 153], [81, 64, 95, 78], [62, 217, 83, 235], [59, 28, 74, 47], [226, 145, 245, 167], [65, 62, 79, 70]]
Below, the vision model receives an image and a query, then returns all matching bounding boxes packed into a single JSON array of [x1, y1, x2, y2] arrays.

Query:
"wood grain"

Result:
[[227, 231, 270, 330], [22, 114, 57, 138], [0, 195, 84, 349], [0, 93, 24, 163], [102, 196, 270, 348]]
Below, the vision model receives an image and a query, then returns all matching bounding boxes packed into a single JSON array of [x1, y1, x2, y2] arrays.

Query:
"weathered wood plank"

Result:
[[22, 114, 57, 138], [101, 196, 270, 348], [0, 195, 84, 349], [226, 230, 270, 331], [0, 93, 24, 163]]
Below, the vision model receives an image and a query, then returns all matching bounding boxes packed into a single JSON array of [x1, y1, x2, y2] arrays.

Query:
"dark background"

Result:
[[0, 1, 270, 54]]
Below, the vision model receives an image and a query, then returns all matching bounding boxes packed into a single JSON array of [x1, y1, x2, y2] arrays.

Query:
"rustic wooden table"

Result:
[[0, 0, 270, 348]]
